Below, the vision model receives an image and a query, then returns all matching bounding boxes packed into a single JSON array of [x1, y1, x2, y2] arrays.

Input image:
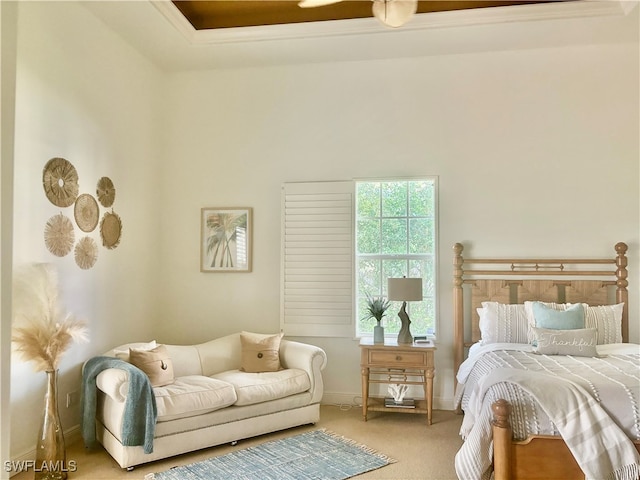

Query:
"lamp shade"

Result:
[[387, 277, 422, 301]]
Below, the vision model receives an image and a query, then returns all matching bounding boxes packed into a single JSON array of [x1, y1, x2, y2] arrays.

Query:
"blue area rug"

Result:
[[145, 429, 396, 480]]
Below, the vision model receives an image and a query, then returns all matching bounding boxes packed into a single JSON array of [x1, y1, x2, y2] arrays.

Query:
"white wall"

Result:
[[158, 28, 639, 406], [1, 2, 18, 477], [11, 2, 162, 458]]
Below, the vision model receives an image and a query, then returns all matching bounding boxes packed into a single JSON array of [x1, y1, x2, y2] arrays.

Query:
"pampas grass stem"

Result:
[[12, 264, 88, 372]]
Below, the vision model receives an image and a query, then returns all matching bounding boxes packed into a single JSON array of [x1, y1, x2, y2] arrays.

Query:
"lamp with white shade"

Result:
[[387, 277, 422, 344]]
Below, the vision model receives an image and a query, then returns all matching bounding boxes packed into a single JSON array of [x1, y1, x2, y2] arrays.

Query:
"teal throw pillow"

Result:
[[532, 302, 585, 330]]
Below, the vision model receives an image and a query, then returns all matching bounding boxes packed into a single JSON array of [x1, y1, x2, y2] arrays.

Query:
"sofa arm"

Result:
[[279, 340, 327, 404], [95, 368, 130, 403]]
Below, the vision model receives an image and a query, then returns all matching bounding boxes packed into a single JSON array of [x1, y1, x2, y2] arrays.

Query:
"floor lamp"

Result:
[[387, 277, 423, 344]]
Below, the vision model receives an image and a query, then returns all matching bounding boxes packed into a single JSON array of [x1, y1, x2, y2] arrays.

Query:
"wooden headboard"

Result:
[[452, 242, 629, 378]]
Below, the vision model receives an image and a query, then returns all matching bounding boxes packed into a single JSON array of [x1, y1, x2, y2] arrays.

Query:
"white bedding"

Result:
[[454, 343, 640, 480]]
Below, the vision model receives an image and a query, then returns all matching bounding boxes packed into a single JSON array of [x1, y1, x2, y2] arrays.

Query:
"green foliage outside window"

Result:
[[356, 179, 437, 337]]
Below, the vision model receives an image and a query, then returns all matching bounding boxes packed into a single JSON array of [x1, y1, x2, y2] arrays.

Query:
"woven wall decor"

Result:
[[42, 157, 79, 208], [100, 211, 122, 249], [74, 193, 99, 232], [44, 213, 75, 257], [74, 236, 98, 269], [96, 177, 116, 208]]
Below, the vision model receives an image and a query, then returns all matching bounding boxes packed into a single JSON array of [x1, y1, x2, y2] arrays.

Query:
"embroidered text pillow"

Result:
[[531, 327, 598, 357]]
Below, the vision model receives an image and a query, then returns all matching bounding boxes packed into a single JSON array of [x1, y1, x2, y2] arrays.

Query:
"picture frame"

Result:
[[200, 207, 252, 273]]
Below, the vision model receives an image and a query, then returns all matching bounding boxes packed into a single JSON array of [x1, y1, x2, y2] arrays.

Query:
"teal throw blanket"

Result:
[[82, 356, 157, 454]]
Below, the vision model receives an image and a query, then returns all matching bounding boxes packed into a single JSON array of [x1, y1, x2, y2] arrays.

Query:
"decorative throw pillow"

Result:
[[479, 302, 528, 345], [584, 303, 624, 345], [114, 340, 157, 362], [240, 332, 283, 373], [525, 301, 586, 342], [129, 344, 175, 387], [531, 327, 598, 357], [532, 301, 585, 329]]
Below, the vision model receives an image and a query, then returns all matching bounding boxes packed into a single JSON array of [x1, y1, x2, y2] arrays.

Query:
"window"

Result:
[[355, 179, 437, 338]]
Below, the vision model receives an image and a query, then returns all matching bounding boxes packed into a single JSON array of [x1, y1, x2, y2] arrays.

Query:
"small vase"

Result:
[[373, 324, 385, 343], [35, 370, 67, 480]]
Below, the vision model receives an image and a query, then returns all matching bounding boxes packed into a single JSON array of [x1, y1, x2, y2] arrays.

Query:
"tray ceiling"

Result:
[[171, 0, 564, 30]]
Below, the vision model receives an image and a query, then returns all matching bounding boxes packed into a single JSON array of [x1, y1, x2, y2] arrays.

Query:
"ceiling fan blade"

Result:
[[298, 0, 344, 7]]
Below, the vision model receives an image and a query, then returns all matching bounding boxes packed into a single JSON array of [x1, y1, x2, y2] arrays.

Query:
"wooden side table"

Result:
[[359, 338, 436, 425]]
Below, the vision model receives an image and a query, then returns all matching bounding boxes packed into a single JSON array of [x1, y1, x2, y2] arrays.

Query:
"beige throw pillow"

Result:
[[129, 344, 175, 387], [240, 332, 283, 373], [531, 327, 598, 357]]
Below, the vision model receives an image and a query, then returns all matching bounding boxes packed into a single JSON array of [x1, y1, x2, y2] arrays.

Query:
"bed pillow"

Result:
[[129, 344, 175, 387], [531, 327, 598, 357], [584, 303, 623, 345], [478, 302, 528, 344], [525, 301, 623, 344], [240, 331, 283, 373]]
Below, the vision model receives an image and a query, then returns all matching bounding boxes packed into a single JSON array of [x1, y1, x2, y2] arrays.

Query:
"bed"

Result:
[[452, 242, 640, 480]]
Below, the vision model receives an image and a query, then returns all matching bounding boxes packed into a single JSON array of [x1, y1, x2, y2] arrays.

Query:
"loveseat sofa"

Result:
[[82, 332, 327, 469]]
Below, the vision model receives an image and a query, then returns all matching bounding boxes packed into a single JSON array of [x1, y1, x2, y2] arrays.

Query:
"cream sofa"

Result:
[[87, 333, 327, 469]]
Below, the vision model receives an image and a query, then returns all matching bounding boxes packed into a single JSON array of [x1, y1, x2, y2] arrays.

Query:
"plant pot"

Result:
[[35, 370, 67, 480], [373, 324, 385, 343]]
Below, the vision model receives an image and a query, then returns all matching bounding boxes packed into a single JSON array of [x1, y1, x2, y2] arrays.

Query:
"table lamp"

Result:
[[387, 277, 423, 344]]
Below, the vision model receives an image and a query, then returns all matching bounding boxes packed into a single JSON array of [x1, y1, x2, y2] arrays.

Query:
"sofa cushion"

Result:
[[154, 375, 237, 422], [240, 332, 283, 373], [113, 340, 157, 362], [211, 369, 311, 406], [129, 344, 175, 387]]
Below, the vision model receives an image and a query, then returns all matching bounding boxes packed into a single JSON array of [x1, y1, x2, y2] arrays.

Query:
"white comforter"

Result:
[[454, 343, 640, 480]]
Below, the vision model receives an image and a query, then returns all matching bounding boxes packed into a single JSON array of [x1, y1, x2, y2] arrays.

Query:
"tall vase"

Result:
[[373, 324, 385, 343], [35, 370, 67, 480]]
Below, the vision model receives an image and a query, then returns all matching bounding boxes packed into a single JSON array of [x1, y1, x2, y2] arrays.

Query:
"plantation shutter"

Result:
[[281, 181, 354, 337]]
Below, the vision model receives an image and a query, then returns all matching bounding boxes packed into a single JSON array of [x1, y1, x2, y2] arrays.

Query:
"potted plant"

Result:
[[362, 293, 391, 343]]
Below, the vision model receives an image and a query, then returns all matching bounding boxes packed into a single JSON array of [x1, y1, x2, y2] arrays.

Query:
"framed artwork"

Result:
[[201, 207, 252, 272]]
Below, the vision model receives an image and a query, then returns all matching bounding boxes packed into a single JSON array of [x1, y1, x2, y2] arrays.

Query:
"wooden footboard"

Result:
[[491, 399, 640, 480]]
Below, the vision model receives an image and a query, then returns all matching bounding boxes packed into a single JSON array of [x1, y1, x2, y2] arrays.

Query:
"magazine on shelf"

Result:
[[384, 397, 416, 408]]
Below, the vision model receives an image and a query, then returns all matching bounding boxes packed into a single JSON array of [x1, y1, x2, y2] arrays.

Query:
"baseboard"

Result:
[[322, 392, 454, 411], [7, 425, 81, 478]]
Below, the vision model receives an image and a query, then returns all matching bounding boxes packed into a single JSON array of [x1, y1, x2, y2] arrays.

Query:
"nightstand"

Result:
[[359, 338, 436, 425]]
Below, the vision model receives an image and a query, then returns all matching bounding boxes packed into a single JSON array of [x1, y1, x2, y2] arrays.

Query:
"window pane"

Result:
[[409, 218, 434, 254], [409, 180, 434, 216], [382, 259, 407, 290], [381, 218, 407, 254], [357, 182, 380, 218], [357, 219, 380, 254], [358, 258, 381, 296], [381, 182, 407, 217]]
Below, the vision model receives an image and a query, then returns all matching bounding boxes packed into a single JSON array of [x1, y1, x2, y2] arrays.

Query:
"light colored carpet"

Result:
[[12, 405, 463, 479]]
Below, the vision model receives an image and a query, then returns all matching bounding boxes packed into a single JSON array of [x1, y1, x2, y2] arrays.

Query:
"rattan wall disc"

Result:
[[96, 177, 116, 208], [44, 213, 75, 257], [74, 193, 99, 232], [100, 211, 122, 249], [75, 236, 98, 270], [42, 158, 79, 207]]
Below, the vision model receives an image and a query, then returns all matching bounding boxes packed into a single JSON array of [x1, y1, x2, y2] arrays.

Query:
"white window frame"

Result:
[[280, 178, 438, 339], [354, 177, 438, 340]]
